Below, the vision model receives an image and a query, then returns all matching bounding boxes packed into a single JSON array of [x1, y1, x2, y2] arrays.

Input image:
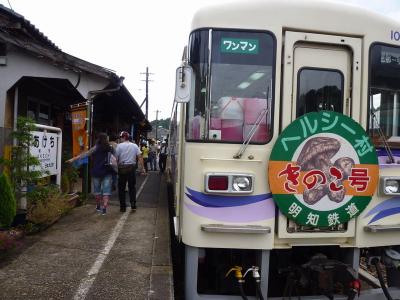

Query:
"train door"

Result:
[[278, 32, 363, 239], [281, 31, 362, 129]]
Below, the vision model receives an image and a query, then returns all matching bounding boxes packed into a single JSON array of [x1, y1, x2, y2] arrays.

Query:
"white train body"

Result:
[[169, 1, 400, 298]]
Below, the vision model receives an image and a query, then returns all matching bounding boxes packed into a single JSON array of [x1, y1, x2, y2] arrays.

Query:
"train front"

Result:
[[171, 3, 400, 299]]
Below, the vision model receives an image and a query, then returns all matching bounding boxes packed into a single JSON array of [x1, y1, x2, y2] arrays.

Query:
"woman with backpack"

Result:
[[67, 132, 115, 215]]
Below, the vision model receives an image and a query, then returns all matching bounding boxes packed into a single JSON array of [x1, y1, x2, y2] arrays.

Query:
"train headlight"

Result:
[[205, 173, 254, 194], [232, 176, 252, 192], [381, 177, 400, 195], [385, 180, 400, 194]]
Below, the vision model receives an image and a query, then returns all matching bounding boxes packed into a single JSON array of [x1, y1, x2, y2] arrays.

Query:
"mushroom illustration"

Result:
[[297, 137, 353, 205], [304, 185, 327, 205], [334, 157, 355, 179], [297, 137, 341, 171], [328, 186, 346, 203]]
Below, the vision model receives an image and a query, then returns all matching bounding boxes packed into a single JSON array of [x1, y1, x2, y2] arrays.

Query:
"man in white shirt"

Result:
[[115, 131, 144, 212]]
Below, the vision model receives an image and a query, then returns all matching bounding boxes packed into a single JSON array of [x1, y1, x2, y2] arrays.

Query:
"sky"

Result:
[[0, 0, 400, 121]]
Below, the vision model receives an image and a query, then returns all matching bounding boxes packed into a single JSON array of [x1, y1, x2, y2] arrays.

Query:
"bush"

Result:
[[61, 165, 79, 194], [27, 186, 71, 226], [0, 172, 17, 228], [0, 229, 23, 251], [61, 173, 70, 194]]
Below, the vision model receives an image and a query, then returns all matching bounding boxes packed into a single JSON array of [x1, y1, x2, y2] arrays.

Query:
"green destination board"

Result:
[[221, 38, 259, 54]]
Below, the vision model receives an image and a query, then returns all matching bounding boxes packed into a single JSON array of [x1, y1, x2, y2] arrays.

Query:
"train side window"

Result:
[[186, 30, 209, 141], [369, 44, 400, 142]]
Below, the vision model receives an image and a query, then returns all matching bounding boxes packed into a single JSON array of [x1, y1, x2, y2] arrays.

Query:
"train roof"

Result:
[[191, 0, 399, 37]]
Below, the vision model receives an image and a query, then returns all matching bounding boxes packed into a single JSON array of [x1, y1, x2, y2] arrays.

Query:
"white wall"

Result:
[[0, 45, 111, 126]]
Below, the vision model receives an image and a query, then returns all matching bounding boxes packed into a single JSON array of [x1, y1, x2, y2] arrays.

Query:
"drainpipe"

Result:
[[13, 87, 18, 145], [83, 76, 124, 199]]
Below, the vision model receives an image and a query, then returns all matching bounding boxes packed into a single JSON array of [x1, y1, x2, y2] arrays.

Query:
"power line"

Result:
[[7, 0, 13, 11]]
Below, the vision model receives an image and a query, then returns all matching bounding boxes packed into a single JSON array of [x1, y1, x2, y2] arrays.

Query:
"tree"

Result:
[[150, 118, 171, 129], [0, 117, 42, 200], [0, 172, 16, 228]]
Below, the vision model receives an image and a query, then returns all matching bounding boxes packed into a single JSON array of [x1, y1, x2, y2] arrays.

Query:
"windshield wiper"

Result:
[[233, 107, 269, 159], [371, 110, 395, 164], [234, 82, 271, 159]]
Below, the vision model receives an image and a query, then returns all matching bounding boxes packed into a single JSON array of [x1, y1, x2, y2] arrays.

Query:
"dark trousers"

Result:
[[118, 169, 136, 208], [143, 158, 148, 172], [159, 153, 167, 173], [148, 153, 157, 170]]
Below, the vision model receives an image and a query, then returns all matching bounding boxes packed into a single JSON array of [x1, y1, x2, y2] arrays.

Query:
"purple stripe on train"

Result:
[[365, 197, 400, 224], [184, 187, 275, 222], [185, 187, 271, 207]]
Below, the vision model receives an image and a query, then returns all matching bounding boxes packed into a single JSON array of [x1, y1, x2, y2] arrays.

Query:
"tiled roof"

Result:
[[0, 3, 59, 50], [0, 3, 117, 81]]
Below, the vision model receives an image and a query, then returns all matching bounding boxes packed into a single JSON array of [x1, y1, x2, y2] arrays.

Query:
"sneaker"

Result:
[[96, 205, 101, 212], [131, 204, 137, 212], [102, 208, 107, 215], [120, 207, 126, 212]]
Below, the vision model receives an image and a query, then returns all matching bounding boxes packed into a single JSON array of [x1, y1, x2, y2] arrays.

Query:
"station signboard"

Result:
[[30, 130, 60, 176]]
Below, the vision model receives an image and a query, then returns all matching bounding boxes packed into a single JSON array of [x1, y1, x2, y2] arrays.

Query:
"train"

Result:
[[167, 1, 400, 299]]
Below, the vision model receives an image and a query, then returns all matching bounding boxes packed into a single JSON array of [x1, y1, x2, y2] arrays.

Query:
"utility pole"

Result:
[[155, 109, 161, 140], [140, 67, 154, 121]]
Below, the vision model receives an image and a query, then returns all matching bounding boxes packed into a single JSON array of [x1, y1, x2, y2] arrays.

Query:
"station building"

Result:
[[0, 4, 150, 163]]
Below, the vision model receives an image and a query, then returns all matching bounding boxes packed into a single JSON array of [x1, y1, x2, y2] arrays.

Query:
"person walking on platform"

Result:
[[109, 134, 119, 191], [141, 142, 149, 173], [67, 132, 115, 215], [148, 139, 158, 171], [116, 131, 145, 212], [159, 139, 168, 173]]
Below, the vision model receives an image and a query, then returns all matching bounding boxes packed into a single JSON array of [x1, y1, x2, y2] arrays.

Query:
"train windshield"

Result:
[[369, 44, 400, 143], [187, 29, 275, 143]]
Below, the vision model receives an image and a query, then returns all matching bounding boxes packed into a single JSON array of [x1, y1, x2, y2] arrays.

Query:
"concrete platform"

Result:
[[0, 171, 174, 300]]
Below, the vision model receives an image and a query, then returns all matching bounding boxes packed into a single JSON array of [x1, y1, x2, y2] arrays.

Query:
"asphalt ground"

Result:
[[0, 171, 173, 300]]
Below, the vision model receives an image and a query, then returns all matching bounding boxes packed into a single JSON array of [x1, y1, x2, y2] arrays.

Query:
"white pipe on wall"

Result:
[[13, 87, 18, 145]]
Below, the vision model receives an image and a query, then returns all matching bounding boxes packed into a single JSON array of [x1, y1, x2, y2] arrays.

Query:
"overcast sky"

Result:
[[1, 0, 400, 121]]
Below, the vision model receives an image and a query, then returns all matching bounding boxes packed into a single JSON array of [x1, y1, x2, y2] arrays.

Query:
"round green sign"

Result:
[[268, 111, 379, 227]]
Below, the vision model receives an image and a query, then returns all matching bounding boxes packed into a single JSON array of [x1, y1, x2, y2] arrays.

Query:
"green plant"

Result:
[[0, 117, 43, 200], [64, 165, 79, 193], [27, 185, 71, 225], [0, 172, 16, 228], [27, 184, 59, 206], [61, 173, 70, 194], [61, 147, 79, 194], [61, 165, 79, 194]]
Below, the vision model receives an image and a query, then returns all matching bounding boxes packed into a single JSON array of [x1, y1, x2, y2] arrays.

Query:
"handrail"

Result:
[[201, 224, 271, 234], [364, 224, 400, 233]]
